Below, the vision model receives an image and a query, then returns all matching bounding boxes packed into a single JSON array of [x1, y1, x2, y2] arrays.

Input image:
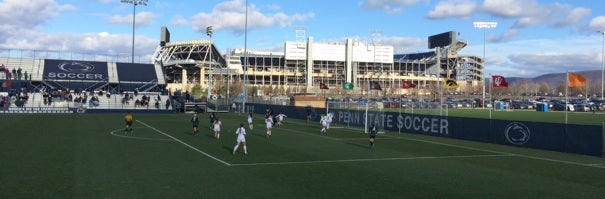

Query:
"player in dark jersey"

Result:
[[369, 123, 377, 150], [209, 112, 216, 130], [191, 113, 199, 136], [124, 111, 133, 133]]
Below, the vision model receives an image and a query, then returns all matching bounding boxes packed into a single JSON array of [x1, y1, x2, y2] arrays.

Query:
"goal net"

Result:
[[326, 101, 385, 134]]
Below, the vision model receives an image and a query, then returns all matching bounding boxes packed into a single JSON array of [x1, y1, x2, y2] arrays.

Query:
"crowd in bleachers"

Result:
[[120, 90, 169, 109], [0, 90, 29, 108], [0, 64, 31, 80]]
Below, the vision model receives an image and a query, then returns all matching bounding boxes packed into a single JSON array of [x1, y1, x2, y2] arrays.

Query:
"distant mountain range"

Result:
[[491, 70, 603, 88]]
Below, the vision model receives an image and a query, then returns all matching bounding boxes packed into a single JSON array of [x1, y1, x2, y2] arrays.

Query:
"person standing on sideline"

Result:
[[124, 111, 133, 133], [306, 106, 312, 123], [369, 123, 377, 150], [191, 113, 199, 136], [213, 117, 222, 139], [233, 123, 248, 155], [247, 113, 254, 130]]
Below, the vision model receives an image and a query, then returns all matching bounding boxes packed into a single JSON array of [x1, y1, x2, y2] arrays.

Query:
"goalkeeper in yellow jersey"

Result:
[[124, 111, 133, 133]]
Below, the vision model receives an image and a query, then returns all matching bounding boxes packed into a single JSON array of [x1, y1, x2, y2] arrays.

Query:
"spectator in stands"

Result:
[[231, 103, 237, 113], [17, 68, 22, 80], [165, 99, 170, 109], [11, 68, 16, 80], [155, 100, 160, 109], [23, 71, 28, 80], [134, 88, 138, 96], [185, 91, 191, 102]]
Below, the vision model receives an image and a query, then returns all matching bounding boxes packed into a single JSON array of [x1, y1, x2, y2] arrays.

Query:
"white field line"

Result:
[[230, 154, 514, 166], [109, 127, 173, 142], [136, 120, 231, 166]]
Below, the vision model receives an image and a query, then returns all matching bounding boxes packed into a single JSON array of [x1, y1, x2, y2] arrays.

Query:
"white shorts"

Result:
[[214, 126, 220, 131], [237, 135, 246, 142], [266, 123, 272, 128], [248, 118, 253, 123]]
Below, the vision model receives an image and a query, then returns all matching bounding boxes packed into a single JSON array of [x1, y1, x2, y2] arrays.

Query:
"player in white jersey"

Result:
[[213, 118, 222, 139], [276, 113, 287, 126], [233, 123, 248, 155], [265, 116, 273, 139], [320, 115, 328, 134], [326, 113, 333, 129], [247, 113, 254, 130]]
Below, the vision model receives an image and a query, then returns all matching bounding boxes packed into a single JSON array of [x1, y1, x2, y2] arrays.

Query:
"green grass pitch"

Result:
[[1, 113, 604, 198]]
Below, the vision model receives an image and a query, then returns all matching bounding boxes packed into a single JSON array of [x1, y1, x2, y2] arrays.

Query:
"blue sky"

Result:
[[1, 0, 605, 78]]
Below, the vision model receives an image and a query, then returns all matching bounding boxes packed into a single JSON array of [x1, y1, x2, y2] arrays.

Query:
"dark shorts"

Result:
[[369, 135, 376, 139], [126, 121, 132, 126], [193, 124, 198, 128]]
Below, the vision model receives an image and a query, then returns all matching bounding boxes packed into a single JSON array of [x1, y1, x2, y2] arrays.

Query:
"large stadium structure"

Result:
[[0, 29, 484, 112], [154, 29, 484, 98]]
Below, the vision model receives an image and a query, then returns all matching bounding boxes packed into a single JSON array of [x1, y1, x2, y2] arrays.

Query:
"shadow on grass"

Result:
[[344, 141, 370, 150]]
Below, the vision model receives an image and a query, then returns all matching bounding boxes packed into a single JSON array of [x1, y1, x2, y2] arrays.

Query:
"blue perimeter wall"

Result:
[[246, 103, 603, 157]]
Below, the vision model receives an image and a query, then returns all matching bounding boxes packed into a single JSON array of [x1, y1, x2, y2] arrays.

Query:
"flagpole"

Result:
[[565, 71, 569, 124], [399, 80, 402, 134], [365, 79, 370, 134], [489, 74, 492, 119]]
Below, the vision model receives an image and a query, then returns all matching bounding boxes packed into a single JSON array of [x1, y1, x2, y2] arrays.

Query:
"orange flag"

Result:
[[568, 73, 587, 88]]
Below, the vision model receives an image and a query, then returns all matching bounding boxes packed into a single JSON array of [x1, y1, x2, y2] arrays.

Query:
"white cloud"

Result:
[[426, 0, 477, 19], [360, 0, 419, 14], [188, 0, 314, 34], [95, 0, 114, 3], [589, 16, 605, 31], [480, 0, 536, 18], [462, 36, 603, 77], [171, 15, 189, 26], [0, 0, 157, 58], [553, 6, 591, 27], [109, 11, 158, 27], [487, 29, 518, 43], [0, 0, 75, 42], [382, 36, 425, 53], [459, 0, 594, 41]]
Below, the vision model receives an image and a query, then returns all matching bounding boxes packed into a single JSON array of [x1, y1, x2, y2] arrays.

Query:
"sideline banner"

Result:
[[43, 59, 108, 80], [247, 103, 603, 156]]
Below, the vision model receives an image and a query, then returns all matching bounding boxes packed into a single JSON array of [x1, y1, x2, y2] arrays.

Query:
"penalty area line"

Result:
[[136, 120, 231, 166], [230, 154, 513, 166]]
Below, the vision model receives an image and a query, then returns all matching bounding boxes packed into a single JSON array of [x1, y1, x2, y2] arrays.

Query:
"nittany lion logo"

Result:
[[504, 122, 530, 145], [58, 62, 95, 73], [445, 79, 458, 87]]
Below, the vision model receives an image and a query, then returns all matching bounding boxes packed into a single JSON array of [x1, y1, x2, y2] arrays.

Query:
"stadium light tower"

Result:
[[207, 26, 214, 39], [599, 30, 605, 100], [120, 0, 148, 63], [242, 0, 249, 113], [473, 21, 497, 108]]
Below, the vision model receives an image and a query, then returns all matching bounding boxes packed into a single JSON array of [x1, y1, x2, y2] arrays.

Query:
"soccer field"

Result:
[[1, 113, 604, 198]]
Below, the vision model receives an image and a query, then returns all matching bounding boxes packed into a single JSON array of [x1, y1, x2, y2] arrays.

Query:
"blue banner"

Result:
[[43, 59, 108, 80], [247, 103, 603, 156], [116, 63, 157, 82]]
